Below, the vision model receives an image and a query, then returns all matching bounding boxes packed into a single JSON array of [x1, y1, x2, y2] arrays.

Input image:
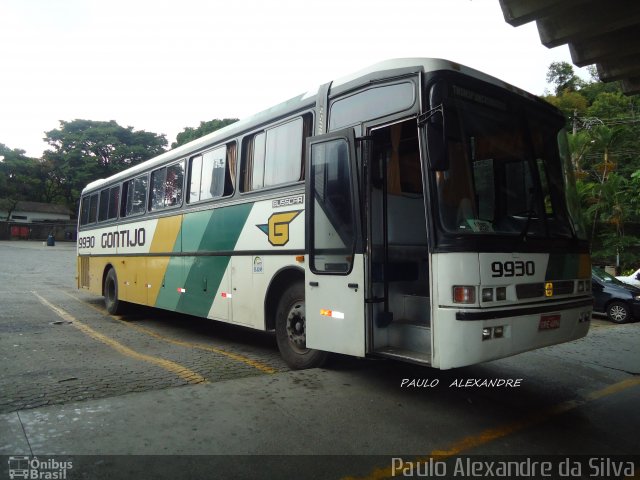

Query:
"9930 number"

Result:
[[491, 260, 535, 277]]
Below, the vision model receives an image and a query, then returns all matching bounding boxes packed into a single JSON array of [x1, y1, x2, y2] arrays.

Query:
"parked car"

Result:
[[592, 267, 640, 323], [616, 267, 640, 288]]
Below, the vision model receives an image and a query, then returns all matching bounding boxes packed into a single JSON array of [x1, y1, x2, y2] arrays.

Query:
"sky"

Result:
[[0, 0, 588, 158]]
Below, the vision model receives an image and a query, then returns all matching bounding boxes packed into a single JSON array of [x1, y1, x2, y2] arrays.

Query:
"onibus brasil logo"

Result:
[[256, 210, 301, 246], [8, 456, 72, 479]]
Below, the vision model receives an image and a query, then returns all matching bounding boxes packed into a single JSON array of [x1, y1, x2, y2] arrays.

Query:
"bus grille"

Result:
[[80, 257, 90, 288], [516, 280, 575, 299], [516, 283, 544, 299]]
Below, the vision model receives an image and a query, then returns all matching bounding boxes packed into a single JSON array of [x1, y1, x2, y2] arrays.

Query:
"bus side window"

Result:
[[188, 142, 236, 204], [98, 185, 120, 222], [88, 194, 98, 224], [150, 162, 184, 210], [79, 196, 91, 226], [122, 175, 148, 217], [241, 115, 310, 192]]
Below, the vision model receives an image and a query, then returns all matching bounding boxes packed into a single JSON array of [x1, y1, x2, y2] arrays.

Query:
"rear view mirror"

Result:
[[424, 80, 449, 171]]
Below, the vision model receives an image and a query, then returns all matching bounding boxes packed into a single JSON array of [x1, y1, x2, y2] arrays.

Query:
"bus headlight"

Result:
[[482, 288, 493, 302]]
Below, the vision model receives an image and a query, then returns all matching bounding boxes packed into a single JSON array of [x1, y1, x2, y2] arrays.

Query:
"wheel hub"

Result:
[[610, 305, 627, 321], [286, 302, 308, 353]]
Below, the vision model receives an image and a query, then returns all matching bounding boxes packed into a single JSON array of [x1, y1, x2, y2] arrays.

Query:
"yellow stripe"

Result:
[[64, 291, 277, 374], [33, 292, 207, 384], [150, 216, 182, 253], [343, 377, 640, 480]]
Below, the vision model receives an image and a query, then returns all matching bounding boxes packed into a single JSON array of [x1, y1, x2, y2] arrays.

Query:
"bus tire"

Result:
[[104, 268, 123, 315], [275, 282, 328, 370]]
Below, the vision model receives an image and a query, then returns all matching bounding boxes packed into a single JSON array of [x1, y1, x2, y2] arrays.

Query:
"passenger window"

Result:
[[79, 193, 99, 226], [242, 115, 310, 192], [150, 161, 184, 210], [188, 143, 235, 203], [98, 186, 120, 222], [88, 194, 98, 224], [123, 175, 148, 217]]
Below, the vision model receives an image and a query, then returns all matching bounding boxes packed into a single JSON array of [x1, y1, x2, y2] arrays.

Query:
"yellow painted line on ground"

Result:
[[115, 320, 278, 374], [344, 376, 640, 480], [64, 291, 277, 374], [33, 292, 207, 385]]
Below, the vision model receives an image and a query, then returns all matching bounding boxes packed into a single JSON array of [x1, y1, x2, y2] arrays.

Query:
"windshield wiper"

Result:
[[518, 209, 538, 241]]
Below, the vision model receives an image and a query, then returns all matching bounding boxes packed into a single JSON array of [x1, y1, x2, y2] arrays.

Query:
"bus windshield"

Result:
[[434, 88, 586, 241]]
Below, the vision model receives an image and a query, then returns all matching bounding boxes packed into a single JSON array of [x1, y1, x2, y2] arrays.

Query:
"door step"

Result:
[[374, 347, 431, 365]]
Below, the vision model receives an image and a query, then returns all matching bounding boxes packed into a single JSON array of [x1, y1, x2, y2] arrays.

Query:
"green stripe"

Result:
[[157, 203, 253, 318]]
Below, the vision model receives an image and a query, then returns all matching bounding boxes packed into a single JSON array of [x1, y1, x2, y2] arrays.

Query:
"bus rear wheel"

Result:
[[104, 268, 124, 315], [275, 282, 328, 370]]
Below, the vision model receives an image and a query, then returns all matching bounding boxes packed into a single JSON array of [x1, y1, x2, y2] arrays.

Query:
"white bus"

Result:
[[77, 58, 592, 370]]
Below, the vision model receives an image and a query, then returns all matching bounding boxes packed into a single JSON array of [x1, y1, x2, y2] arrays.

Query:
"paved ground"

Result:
[[0, 241, 287, 415], [0, 241, 638, 479]]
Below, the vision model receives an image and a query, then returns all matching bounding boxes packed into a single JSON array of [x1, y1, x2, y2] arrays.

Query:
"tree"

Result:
[[546, 61, 583, 95], [172, 118, 239, 149], [43, 120, 167, 209], [0, 144, 46, 218], [546, 60, 640, 271]]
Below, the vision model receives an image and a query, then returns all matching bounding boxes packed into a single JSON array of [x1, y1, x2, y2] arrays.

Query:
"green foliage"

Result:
[[42, 120, 167, 210], [1, 117, 241, 215], [172, 118, 239, 149], [547, 63, 640, 270], [543, 90, 588, 123], [546, 61, 584, 95], [0, 144, 53, 218]]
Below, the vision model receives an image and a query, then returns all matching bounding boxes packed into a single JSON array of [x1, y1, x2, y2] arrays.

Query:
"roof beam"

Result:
[[537, 0, 640, 48], [569, 25, 640, 66], [597, 55, 640, 81], [499, 0, 589, 27]]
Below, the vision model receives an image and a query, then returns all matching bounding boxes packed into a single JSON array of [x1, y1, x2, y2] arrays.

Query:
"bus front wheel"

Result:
[[104, 268, 123, 315], [275, 282, 328, 370]]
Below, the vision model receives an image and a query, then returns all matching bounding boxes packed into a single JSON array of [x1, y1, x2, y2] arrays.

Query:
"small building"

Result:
[[0, 201, 73, 223]]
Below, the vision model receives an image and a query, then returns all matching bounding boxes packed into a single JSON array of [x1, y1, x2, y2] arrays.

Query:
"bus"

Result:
[[77, 58, 593, 370]]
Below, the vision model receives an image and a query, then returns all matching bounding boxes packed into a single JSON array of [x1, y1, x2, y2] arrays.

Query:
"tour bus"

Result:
[[77, 58, 592, 370]]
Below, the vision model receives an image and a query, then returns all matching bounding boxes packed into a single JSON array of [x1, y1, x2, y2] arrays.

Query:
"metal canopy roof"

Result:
[[499, 0, 640, 94]]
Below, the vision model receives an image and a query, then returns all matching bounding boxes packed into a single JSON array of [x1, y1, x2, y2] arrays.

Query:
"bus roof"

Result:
[[82, 58, 540, 194]]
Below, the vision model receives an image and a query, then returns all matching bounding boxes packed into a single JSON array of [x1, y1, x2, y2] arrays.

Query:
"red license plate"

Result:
[[539, 314, 561, 330]]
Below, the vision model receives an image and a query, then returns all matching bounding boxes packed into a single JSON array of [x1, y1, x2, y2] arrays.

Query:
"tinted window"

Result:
[[88, 194, 98, 224], [310, 139, 355, 274], [80, 196, 91, 226], [98, 186, 120, 222], [329, 82, 415, 131], [98, 189, 110, 222]]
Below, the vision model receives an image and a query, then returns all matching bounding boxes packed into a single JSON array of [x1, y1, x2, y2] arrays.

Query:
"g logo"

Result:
[[257, 210, 301, 246]]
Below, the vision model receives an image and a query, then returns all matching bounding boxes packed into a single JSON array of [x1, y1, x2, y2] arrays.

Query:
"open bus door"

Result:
[[304, 129, 366, 357]]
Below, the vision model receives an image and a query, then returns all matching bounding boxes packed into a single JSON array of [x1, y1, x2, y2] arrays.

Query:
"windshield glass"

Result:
[[434, 86, 584, 240], [592, 266, 624, 285]]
